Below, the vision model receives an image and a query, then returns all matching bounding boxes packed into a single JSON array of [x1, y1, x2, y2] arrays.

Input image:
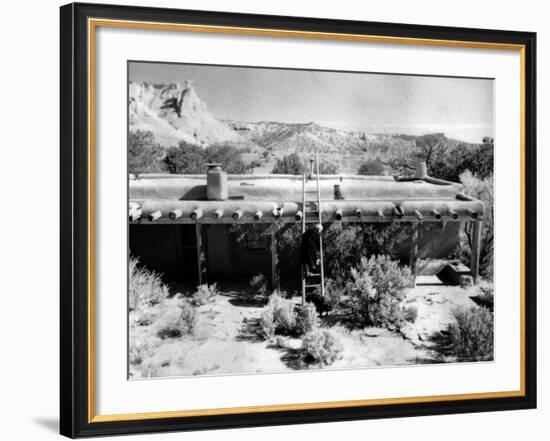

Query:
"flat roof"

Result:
[[129, 174, 484, 224]]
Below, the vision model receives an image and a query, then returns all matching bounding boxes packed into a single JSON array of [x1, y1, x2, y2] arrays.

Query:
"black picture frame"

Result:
[[60, 2, 537, 438]]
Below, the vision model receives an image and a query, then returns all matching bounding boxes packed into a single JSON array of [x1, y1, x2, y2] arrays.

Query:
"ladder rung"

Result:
[[305, 284, 322, 288]]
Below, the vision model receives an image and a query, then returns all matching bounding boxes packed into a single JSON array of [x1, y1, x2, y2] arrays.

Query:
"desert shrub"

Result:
[[129, 339, 146, 365], [205, 143, 252, 174], [129, 257, 169, 310], [475, 282, 494, 311], [358, 159, 385, 175], [271, 153, 305, 174], [323, 222, 411, 280], [302, 329, 344, 366], [459, 170, 494, 279], [163, 141, 206, 174], [270, 293, 297, 333], [128, 130, 166, 175], [259, 293, 297, 338], [448, 306, 493, 361], [403, 306, 418, 323], [154, 301, 198, 339], [190, 283, 218, 306], [323, 278, 345, 308], [179, 301, 199, 335], [317, 160, 339, 174], [259, 307, 276, 339], [296, 303, 320, 335], [347, 255, 412, 329]]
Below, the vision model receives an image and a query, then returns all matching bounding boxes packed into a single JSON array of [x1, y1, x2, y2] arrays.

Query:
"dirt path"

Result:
[[130, 278, 480, 378]]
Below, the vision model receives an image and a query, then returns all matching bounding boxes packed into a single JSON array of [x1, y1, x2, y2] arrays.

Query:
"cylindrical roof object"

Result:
[[129, 209, 141, 222], [272, 207, 283, 218], [466, 208, 478, 219], [254, 210, 263, 221], [448, 208, 458, 220], [393, 205, 404, 219], [295, 210, 303, 221], [148, 210, 162, 221], [169, 209, 182, 220], [190, 208, 203, 220], [355, 208, 363, 218], [232, 209, 243, 220], [430, 209, 442, 220], [206, 163, 228, 201], [415, 161, 428, 179], [213, 209, 224, 219], [414, 210, 424, 221], [335, 209, 343, 221]]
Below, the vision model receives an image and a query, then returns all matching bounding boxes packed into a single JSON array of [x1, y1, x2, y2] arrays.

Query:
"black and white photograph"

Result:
[[127, 62, 495, 378]]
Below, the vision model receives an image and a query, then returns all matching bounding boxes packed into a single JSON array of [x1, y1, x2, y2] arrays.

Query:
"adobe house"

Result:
[[128, 162, 484, 290]]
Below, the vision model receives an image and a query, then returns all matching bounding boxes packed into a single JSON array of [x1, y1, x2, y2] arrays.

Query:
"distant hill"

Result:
[[129, 81, 243, 147], [129, 80, 481, 174]]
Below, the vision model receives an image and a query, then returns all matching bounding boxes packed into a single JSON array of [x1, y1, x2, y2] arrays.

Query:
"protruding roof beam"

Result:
[[190, 208, 203, 220], [169, 209, 182, 220], [393, 205, 404, 219], [148, 210, 162, 221], [254, 210, 263, 221], [232, 209, 243, 220]]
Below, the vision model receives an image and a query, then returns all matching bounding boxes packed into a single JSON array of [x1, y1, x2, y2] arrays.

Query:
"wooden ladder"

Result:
[[301, 150, 326, 305]]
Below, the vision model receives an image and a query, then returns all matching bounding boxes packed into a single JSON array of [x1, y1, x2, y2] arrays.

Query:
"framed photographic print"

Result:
[[60, 2, 537, 438]]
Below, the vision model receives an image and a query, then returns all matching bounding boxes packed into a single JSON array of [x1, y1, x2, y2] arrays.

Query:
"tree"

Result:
[[358, 159, 385, 176], [205, 143, 252, 174], [414, 133, 447, 172], [317, 160, 339, 174], [271, 153, 338, 175], [128, 130, 166, 175], [271, 153, 306, 174], [163, 141, 205, 174]]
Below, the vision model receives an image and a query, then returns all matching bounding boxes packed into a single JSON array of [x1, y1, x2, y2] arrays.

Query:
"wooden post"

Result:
[[471, 220, 483, 285], [409, 223, 419, 287], [195, 223, 206, 285], [271, 231, 280, 293]]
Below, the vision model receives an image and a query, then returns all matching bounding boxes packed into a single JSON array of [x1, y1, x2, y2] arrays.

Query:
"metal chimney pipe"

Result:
[[415, 161, 428, 179]]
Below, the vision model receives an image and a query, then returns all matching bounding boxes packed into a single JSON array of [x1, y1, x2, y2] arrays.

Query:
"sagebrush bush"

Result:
[[476, 282, 494, 311], [347, 255, 412, 329], [259, 293, 297, 338], [322, 278, 344, 308], [239, 273, 268, 303], [190, 283, 218, 306], [296, 303, 319, 335], [448, 306, 493, 361], [154, 301, 198, 339], [259, 307, 276, 339], [129, 257, 169, 310], [302, 329, 344, 366]]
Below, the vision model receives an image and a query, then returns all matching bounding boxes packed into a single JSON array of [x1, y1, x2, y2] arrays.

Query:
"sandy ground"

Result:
[[129, 276, 481, 378]]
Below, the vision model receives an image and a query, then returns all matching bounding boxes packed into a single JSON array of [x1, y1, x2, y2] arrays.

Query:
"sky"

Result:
[[129, 61, 494, 143]]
